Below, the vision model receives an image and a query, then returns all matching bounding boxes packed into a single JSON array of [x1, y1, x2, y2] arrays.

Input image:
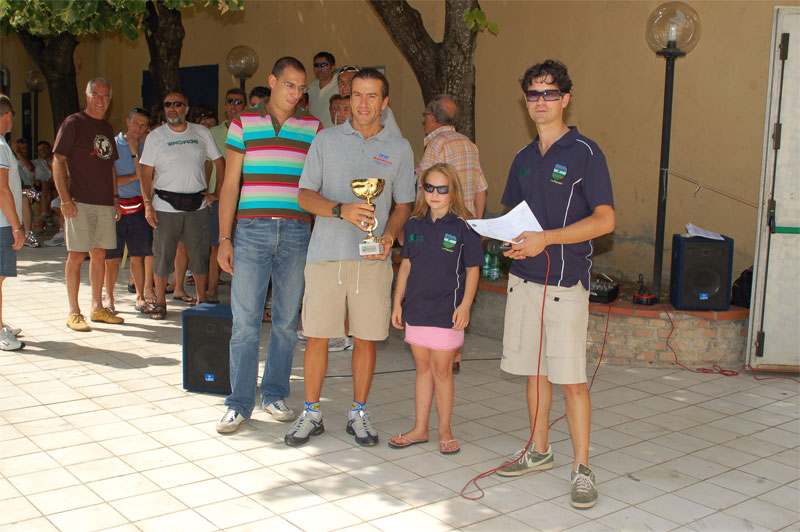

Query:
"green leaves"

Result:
[[0, 0, 242, 39], [462, 8, 498, 35]]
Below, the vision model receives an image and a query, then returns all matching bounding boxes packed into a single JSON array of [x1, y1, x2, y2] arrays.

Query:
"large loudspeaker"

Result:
[[669, 234, 734, 311], [182, 303, 232, 394]]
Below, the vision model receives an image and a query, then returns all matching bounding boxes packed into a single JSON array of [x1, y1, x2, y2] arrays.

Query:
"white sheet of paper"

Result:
[[467, 201, 544, 243], [686, 222, 724, 241]]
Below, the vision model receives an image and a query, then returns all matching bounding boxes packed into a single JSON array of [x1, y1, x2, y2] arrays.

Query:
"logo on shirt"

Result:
[[92, 135, 114, 160], [167, 139, 200, 147], [519, 168, 532, 178], [442, 233, 457, 252], [551, 163, 567, 184], [373, 153, 392, 167], [408, 233, 423, 243]]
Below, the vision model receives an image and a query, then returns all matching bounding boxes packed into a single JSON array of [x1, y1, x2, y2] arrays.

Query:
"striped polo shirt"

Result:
[[226, 101, 322, 221]]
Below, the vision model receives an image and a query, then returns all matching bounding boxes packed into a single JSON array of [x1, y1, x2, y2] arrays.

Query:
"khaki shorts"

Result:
[[302, 260, 393, 341], [501, 274, 589, 384], [65, 202, 117, 252]]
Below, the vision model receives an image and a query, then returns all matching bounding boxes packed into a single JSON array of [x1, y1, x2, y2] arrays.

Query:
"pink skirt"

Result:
[[405, 324, 464, 351]]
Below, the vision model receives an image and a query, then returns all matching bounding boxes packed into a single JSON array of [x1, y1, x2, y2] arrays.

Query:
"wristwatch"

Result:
[[332, 202, 343, 219]]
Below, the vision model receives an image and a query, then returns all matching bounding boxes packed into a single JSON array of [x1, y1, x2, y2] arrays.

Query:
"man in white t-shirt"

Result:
[[307, 51, 339, 129], [0, 95, 25, 350], [140, 92, 224, 319]]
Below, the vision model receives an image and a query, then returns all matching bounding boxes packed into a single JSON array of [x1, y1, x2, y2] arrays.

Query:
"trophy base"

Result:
[[359, 240, 383, 256]]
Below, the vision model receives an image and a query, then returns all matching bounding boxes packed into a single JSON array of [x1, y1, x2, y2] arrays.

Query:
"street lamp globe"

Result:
[[24, 70, 46, 93], [226, 45, 259, 90], [645, 2, 701, 54]]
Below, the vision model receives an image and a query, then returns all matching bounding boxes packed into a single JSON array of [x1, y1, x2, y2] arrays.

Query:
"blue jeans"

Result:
[[225, 217, 310, 418]]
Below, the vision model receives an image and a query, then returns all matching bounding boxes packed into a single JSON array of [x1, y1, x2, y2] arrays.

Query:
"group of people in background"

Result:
[[0, 53, 613, 510]]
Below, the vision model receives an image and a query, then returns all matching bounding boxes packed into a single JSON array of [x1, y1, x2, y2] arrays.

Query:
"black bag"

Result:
[[731, 266, 753, 308], [154, 188, 205, 212]]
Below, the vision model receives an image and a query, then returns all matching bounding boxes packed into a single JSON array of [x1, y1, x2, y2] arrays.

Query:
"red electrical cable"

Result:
[[663, 309, 799, 383], [461, 250, 551, 501]]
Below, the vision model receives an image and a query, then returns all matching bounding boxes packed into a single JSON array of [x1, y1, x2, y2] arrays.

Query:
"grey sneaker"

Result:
[[0, 330, 24, 351], [284, 409, 324, 446], [296, 330, 307, 341], [570, 464, 597, 509], [264, 399, 295, 422], [346, 409, 379, 446], [497, 445, 554, 477], [216, 409, 245, 434], [1, 324, 21, 337], [328, 336, 353, 352]]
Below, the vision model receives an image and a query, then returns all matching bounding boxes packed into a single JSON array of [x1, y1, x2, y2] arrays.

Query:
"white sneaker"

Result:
[[296, 330, 307, 341], [216, 409, 245, 434], [44, 229, 65, 247], [0, 330, 24, 351], [1, 324, 21, 337], [264, 399, 295, 421], [328, 336, 353, 352]]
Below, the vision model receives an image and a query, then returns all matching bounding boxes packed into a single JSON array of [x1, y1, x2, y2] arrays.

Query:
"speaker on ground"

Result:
[[669, 233, 734, 311], [182, 303, 232, 394]]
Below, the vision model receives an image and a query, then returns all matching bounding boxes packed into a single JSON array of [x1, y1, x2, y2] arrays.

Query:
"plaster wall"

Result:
[[1, 0, 793, 283]]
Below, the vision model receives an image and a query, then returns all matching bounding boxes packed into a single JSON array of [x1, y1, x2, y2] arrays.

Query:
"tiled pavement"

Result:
[[0, 245, 798, 531]]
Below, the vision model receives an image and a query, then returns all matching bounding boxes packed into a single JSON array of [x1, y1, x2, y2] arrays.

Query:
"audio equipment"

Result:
[[670, 233, 734, 311], [182, 303, 232, 394]]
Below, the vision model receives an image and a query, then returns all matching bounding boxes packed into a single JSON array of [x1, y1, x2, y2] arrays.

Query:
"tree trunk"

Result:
[[16, 31, 80, 134], [369, 0, 479, 141], [144, 0, 185, 103]]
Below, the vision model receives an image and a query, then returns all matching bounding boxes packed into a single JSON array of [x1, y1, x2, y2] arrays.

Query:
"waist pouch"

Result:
[[154, 188, 205, 212], [119, 195, 144, 215]]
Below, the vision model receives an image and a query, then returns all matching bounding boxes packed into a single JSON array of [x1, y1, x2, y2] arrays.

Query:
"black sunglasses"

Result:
[[422, 183, 449, 194], [313, 62, 329, 68], [525, 89, 563, 102], [163, 101, 185, 108], [225, 98, 244, 105]]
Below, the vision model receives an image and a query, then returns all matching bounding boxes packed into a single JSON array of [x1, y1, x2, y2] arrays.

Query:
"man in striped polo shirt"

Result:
[[215, 57, 322, 434]]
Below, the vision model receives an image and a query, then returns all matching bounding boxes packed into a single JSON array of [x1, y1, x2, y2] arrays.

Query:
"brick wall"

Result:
[[587, 310, 747, 368]]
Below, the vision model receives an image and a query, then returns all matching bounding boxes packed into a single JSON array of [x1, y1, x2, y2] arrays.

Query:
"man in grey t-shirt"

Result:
[[287, 68, 415, 447]]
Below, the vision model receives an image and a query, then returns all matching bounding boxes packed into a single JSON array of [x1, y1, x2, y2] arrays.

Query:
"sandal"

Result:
[[388, 433, 429, 449], [150, 304, 167, 320], [127, 282, 136, 294], [172, 294, 196, 304], [135, 302, 154, 314], [186, 277, 195, 286], [262, 309, 272, 323], [144, 296, 157, 306]]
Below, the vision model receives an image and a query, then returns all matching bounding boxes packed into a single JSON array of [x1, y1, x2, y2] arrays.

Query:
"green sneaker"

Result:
[[570, 464, 598, 509], [497, 445, 554, 477]]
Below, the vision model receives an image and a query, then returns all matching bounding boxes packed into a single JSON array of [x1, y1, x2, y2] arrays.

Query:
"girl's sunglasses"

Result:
[[422, 183, 449, 194]]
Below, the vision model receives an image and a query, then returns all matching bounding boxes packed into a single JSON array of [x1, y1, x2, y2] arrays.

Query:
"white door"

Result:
[[748, 7, 800, 370]]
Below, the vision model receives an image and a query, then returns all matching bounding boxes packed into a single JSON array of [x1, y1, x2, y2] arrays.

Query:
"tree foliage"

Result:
[[0, 0, 242, 131]]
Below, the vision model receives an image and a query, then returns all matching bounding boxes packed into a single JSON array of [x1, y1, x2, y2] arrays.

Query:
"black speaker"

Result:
[[182, 303, 232, 394], [669, 234, 734, 311]]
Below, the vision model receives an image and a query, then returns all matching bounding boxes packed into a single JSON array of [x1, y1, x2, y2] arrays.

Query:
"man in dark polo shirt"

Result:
[[53, 77, 122, 332], [495, 60, 615, 510]]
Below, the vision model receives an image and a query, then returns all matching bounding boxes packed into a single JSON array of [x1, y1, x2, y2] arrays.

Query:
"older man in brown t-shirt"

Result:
[[53, 77, 122, 332]]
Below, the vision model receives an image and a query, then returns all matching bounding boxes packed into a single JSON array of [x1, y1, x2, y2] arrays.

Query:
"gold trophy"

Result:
[[351, 178, 386, 256]]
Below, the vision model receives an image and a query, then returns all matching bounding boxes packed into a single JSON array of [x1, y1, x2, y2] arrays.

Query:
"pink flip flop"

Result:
[[439, 439, 460, 455], [387, 433, 429, 449]]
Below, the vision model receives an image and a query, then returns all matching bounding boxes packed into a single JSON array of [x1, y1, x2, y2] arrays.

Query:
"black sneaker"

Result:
[[284, 409, 324, 446], [346, 409, 379, 446]]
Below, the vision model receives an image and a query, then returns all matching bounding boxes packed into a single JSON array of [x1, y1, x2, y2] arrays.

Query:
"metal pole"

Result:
[[651, 42, 684, 301], [32, 91, 39, 148], [239, 78, 246, 93]]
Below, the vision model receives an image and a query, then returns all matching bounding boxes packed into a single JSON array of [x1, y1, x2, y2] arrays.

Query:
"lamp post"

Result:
[[645, 2, 701, 302], [226, 46, 259, 93], [25, 70, 45, 148]]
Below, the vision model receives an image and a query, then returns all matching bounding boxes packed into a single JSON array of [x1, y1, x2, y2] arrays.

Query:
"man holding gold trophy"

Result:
[[289, 68, 415, 447]]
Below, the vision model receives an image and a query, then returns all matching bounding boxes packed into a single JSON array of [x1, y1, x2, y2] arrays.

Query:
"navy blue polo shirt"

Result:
[[502, 126, 614, 290], [400, 212, 483, 328]]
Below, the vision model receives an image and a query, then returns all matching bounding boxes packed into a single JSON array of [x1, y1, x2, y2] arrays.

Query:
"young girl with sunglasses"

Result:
[[389, 163, 482, 455]]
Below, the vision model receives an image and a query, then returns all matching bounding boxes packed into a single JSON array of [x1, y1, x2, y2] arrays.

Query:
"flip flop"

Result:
[[439, 439, 460, 455], [172, 295, 196, 304], [388, 433, 429, 449], [127, 283, 136, 294], [144, 296, 157, 306]]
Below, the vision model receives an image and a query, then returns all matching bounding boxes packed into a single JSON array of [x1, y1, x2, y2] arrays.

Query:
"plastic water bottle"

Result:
[[482, 252, 490, 279], [489, 253, 500, 282]]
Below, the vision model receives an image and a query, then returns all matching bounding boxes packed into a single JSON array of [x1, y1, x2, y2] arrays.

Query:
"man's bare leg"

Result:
[[89, 248, 107, 313], [563, 382, 591, 469], [65, 251, 86, 315], [303, 337, 329, 402], [352, 338, 376, 404]]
